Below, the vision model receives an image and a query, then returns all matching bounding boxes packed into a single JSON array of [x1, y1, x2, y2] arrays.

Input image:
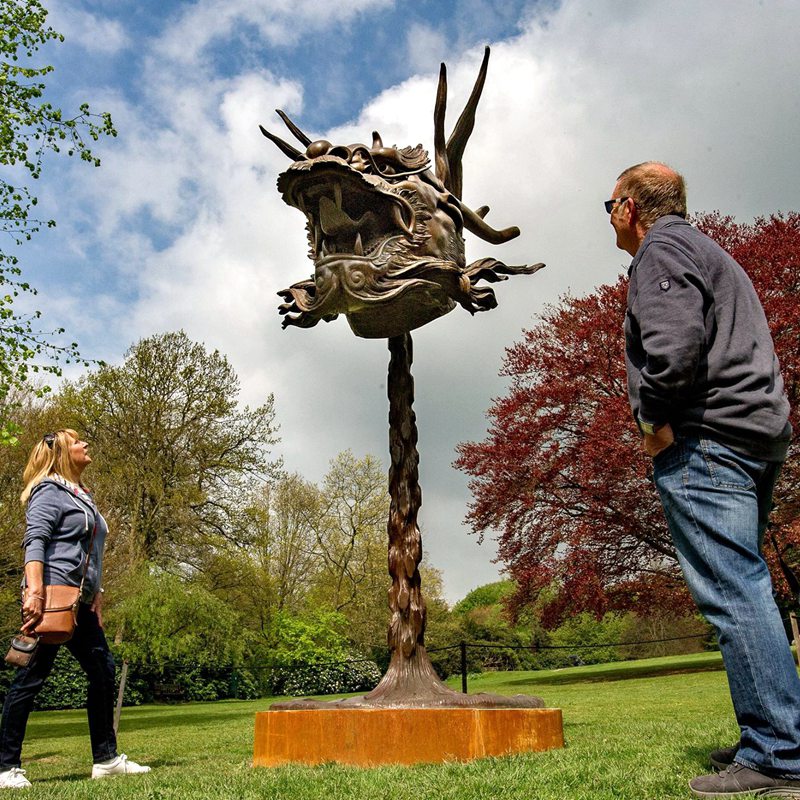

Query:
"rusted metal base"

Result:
[[253, 707, 564, 767]]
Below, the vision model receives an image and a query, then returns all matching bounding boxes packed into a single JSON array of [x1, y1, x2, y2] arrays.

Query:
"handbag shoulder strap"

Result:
[[77, 518, 99, 596]]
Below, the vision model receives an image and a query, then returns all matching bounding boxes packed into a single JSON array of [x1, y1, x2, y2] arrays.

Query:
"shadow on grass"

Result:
[[30, 708, 259, 740], [42, 769, 164, 785], [460, 653, 724, 693], [477, 660, 726, 689], [685, 743, 720, 771], [46, 772, 97, 784]]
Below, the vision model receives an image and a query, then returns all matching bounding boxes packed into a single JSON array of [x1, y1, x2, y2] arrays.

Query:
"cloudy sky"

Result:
[[19, 0, 800, 603]]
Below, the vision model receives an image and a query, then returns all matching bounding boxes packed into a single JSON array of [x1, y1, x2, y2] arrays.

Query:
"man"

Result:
[[609, 162, 800, 798]]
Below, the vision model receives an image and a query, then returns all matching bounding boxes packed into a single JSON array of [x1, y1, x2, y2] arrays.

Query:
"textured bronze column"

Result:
[[385, 332, 425, 658], [272, 332, 544, 708], [362, 333, 452, 703]]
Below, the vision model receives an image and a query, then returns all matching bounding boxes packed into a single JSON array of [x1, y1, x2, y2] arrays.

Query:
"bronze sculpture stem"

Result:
[[386, 332, 425, 658], [271, 332, 544, 708], [361, 334, 453, 702]]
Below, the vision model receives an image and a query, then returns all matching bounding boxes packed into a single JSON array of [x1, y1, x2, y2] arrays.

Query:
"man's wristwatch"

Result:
[[637, 419, 663, 436]]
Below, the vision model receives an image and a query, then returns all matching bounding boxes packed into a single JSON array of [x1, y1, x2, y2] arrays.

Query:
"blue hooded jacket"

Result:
[[23, 478, 108, 600]]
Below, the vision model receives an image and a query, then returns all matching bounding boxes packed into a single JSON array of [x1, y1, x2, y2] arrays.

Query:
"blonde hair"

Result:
[[20, 429, 83, 505]]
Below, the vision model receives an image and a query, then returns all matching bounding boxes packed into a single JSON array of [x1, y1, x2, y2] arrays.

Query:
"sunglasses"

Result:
[[604, 196, 629, 214], [43, 433, 56, 449]]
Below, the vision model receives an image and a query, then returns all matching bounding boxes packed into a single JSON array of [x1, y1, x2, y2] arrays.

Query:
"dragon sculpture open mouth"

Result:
[[262, 47, 543, 339]]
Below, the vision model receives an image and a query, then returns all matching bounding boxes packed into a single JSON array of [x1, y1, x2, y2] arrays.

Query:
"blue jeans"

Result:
[[0, 603, 118, 768], [653, 434, 800, 777]]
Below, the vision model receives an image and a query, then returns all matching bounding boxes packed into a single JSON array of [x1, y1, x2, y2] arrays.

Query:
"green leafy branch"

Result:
[[0, 0, 116, 436]]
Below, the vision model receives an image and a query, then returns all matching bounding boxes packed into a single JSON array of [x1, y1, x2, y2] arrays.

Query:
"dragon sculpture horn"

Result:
[[434, 63, 451, 191], [446, 45, 490, 200], [259, 124, 305, 161], [276, 109, 313, 147], [462, 205, 520, 244], [434, 47, 520, 245]]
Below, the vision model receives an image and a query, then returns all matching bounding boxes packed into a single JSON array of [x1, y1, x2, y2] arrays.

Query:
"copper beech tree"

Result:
[[456, 212, 800, 627]]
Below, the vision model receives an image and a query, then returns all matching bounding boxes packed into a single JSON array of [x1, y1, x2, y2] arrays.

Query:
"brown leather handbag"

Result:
[[32, 515, 99, 645], [35, 585, 81, 644]]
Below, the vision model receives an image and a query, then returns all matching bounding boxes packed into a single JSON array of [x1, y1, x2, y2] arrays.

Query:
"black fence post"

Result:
[[229, 668, 239, 698], [460, 641, 468, 694]]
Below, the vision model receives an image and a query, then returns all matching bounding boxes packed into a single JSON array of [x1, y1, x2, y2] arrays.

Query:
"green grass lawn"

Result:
[[17, 651, 737, 799]]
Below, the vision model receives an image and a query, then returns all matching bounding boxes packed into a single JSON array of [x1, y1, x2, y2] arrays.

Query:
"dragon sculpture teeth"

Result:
[[261, 46, 544, 339]]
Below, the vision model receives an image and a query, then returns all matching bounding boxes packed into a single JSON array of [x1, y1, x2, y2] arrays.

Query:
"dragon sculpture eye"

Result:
[[305, 140, 331, 158]]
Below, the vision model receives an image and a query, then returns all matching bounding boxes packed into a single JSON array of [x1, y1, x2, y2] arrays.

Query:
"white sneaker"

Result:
[[0, 767, 31, 789], [91, 754, 151, 779]]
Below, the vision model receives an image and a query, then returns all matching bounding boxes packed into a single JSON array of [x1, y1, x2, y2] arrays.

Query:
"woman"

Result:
[[0, 430, 150, 789]]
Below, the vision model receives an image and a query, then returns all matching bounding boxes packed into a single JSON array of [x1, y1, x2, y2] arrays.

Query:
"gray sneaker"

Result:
[[710, 744, 740, 772], [690, 762, 800, 797]]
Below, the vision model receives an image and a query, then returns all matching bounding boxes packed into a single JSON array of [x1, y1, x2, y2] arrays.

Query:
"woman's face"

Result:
[[67, 437, 92, 473]]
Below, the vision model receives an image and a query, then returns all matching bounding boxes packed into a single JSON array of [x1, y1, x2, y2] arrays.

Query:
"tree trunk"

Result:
[[113, 622, 128, 733]]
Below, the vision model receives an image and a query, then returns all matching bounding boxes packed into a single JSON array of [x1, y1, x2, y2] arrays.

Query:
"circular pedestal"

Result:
[[253, 707, 564, 767]]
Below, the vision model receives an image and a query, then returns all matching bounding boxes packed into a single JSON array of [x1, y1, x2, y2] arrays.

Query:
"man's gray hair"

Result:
[[616, 162, 687, 230]]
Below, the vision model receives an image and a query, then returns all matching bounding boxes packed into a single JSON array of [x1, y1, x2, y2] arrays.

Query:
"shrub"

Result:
[[0, 648, 148, 711], [274, 657, 381, 697], [33, 650, 87, 710], [263, 609, 383, 696], [543, 612, 628, 667]]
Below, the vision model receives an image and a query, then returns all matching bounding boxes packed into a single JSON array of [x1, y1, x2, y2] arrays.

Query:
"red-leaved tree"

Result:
[[455, 212, 800, 627]]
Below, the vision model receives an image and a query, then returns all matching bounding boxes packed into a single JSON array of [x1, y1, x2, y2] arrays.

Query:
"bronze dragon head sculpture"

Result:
[[262, 47, 543, 339]]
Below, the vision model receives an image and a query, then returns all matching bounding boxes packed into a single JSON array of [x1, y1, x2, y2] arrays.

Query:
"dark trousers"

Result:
[[0, 603, 118, 768]]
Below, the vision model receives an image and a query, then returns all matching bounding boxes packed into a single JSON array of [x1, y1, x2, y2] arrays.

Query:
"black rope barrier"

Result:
[[5, 615, 795, 705], [463, 631, 711, 651]]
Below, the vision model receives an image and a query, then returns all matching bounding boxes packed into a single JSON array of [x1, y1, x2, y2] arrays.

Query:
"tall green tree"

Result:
[[0, 0, 116, 434], [198, 474, 323, 644], [307, 451, 390, 651], [57, 330, 281, 577], [247, 475, 322, 615]]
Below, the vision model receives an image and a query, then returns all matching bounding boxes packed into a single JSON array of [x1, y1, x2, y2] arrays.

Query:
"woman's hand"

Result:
[[90, 590, 104, 629], [20, 588, 45, 634], [21, 560, 45, 634]]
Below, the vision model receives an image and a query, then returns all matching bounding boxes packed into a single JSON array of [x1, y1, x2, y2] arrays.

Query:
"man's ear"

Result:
[[627, 200, 644, 236]]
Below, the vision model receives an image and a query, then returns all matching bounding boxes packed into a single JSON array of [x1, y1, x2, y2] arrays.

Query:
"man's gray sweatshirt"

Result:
[[23, 478, 108, 599], [624, 215, 791, 462]]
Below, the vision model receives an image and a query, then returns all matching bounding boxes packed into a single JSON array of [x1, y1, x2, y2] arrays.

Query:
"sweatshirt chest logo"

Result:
[[659, 279, 671, 292]]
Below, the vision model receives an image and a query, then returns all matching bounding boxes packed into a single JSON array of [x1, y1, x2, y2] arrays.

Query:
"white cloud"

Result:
[[153, 0, 394, 66], [40, 0, 800, 602], [405, 22, 448, 76], [47, 3, 130, 54]]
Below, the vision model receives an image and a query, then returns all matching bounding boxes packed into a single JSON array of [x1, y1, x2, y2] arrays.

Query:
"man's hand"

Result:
[[643, 423, 675, 458]]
